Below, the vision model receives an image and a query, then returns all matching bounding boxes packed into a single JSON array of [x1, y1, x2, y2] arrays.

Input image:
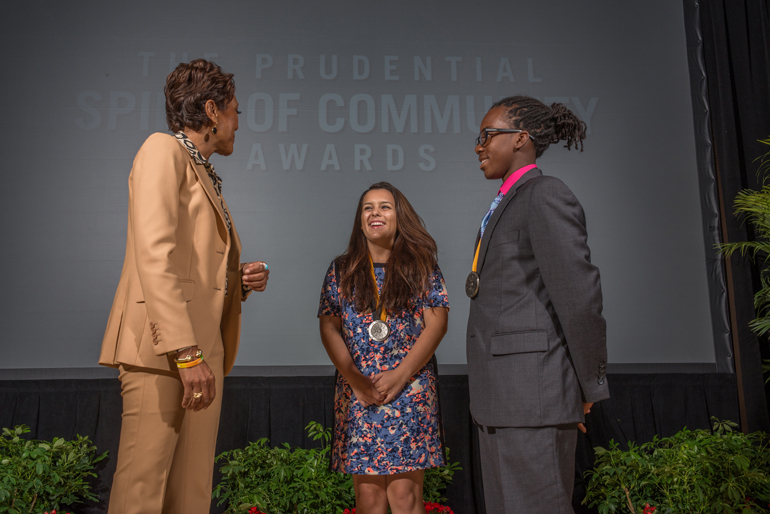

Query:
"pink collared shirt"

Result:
[[499, 164, 538, 196]]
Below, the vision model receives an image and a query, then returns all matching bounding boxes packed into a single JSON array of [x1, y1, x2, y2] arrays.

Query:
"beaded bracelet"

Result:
[[176, 356, 205, 369]]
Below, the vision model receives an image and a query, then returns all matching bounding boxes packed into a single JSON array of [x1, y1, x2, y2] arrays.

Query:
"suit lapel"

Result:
[[189, 158, 231, 246], [476, 168, 542, 274], [221, 194, 241, 257]]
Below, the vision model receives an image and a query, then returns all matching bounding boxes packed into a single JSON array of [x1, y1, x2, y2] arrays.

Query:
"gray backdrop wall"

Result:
[[0, 0, 715, 372]]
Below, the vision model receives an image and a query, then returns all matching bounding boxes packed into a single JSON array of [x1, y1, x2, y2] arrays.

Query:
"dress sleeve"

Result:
[[425, 265, 450, 310], [318, 260, 342, 317]]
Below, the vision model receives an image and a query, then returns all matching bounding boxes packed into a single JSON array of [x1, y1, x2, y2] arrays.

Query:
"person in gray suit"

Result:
[[466, 96, 609, 514]]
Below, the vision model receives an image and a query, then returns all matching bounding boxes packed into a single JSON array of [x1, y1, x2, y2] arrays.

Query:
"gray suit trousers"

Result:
[[477, 424, 578, 514]]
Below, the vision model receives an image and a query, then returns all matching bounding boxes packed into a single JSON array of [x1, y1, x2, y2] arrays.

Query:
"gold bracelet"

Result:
[[174, 350, 203, 364], [176, 356, 204, 369]]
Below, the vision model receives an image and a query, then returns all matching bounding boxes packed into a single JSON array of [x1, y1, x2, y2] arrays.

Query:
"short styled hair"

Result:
[[164, 59, 235, 133]]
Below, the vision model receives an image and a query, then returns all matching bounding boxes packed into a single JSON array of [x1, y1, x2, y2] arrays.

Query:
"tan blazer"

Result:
[[99, 133, 248, 376]]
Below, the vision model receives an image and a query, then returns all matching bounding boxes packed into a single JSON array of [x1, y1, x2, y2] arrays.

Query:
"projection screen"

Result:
[[0, 0, 716, 375]]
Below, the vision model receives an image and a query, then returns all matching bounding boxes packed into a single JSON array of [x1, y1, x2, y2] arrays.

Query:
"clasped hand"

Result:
[[372, 369, 409, 405], [350, 369, 408, 408]]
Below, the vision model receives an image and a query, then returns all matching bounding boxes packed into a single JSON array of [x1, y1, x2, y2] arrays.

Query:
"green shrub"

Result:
[[583, 418, 770, 514], [0, 425, 107, 514], [213, 421, 460, 514], [423, 447, 461, 504]]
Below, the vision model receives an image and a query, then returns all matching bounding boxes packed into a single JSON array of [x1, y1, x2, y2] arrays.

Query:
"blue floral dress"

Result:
[[318, 260, 450, 474]]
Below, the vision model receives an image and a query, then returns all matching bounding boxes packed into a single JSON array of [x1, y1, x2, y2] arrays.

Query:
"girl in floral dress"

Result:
[[318, 182, 450, 514]]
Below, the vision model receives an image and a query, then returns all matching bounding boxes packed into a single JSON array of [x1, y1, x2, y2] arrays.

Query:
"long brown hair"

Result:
[[338, 182, 437, 314]]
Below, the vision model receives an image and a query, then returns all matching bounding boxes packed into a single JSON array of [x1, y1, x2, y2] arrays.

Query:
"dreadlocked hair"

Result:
[[492, 96, 587, 158], [338, 182, 438, 315]]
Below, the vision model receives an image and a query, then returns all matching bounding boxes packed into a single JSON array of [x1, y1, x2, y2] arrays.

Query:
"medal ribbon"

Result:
[[471, 191, 503, 276], [368, 255, 387, 322], [471, 241, 481, 273]]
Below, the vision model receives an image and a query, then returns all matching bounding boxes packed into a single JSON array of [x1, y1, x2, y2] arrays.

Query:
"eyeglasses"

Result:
[[475, 128, 536, 147]]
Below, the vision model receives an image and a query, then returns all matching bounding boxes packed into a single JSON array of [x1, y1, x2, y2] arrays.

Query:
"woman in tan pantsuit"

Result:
[[98, 59, 269, 514]]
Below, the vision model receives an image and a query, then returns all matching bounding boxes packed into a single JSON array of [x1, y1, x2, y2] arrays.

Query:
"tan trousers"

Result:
[[107, 338, 224, 514]]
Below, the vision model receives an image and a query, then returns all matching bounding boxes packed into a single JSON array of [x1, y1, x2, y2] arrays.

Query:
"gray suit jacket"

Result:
[[466, 168, 609, 427]]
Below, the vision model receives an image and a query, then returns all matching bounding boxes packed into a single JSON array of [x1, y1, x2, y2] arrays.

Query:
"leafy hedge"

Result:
[[0, 426, 107, 514], [583, 418, 770, 514], [213, 421, 460, 514]]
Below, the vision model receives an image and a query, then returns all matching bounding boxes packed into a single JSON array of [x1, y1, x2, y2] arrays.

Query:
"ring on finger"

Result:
[[192, 392, 203, 400]]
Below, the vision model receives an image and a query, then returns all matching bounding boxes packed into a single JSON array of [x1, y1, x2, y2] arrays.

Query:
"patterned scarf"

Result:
[[173, 132, 232, 232]]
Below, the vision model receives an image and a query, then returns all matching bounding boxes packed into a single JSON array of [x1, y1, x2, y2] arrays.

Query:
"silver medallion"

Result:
[[368, 319, 390, 342], [465, 271, 480, 298]]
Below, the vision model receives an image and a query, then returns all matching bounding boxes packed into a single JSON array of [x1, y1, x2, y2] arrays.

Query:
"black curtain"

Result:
[[695, 0, 770, 432], [0, 374, 739, 514]]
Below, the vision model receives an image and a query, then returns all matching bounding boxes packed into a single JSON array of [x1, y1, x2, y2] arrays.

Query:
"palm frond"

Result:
[[719, 136, 770, 344], [719, 240, 770, 260], [749, 317, 770, 336], [756, 137, 770, 181]]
